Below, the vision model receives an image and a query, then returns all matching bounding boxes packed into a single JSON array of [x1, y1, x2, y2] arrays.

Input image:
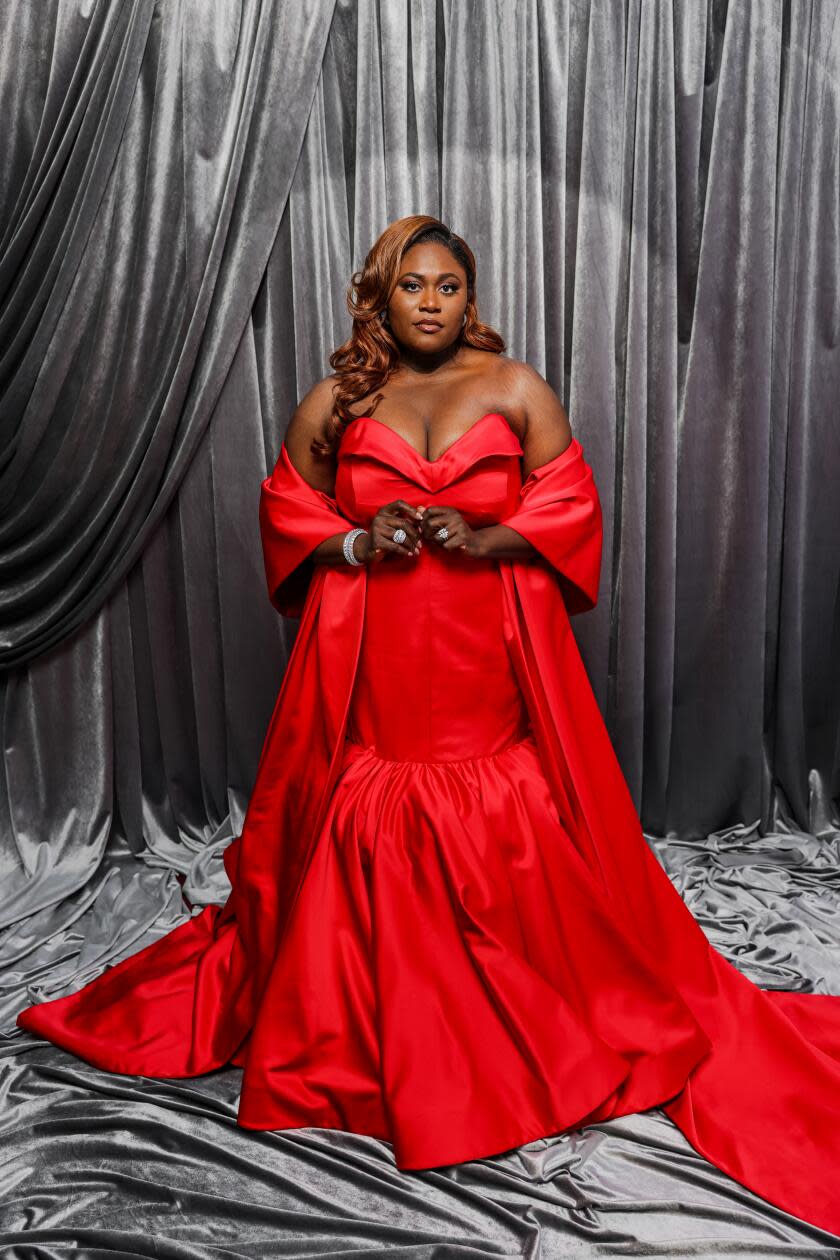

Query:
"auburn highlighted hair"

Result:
[[314, 215, 505, 457]]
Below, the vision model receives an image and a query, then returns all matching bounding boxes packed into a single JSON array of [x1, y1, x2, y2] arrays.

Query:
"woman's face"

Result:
[[384, 242, 469, 353]]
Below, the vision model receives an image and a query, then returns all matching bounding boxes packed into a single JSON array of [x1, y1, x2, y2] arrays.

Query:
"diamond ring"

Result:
[[393, 527, 407, 545], [434, 526, 449, 542]]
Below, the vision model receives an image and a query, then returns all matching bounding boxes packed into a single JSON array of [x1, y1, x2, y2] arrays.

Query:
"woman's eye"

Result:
[[403, 282, 459, 294]]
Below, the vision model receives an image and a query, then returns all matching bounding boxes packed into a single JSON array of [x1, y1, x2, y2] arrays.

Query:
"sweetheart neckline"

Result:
[[347, 412, 511, 465]]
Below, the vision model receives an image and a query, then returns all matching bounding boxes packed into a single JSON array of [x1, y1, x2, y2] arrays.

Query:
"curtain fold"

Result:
[[0, 0, 337, 667]]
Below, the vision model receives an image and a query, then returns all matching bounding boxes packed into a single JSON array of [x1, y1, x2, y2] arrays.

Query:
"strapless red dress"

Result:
[[237, 414, 706, 1163], [17, 413, 840, 1235]]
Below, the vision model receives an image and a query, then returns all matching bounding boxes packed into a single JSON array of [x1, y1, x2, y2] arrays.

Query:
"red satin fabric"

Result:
[[17, 414, 840, 1234]]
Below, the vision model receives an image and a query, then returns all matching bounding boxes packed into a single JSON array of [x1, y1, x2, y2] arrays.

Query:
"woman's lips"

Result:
[[416, 321, 443, 332]]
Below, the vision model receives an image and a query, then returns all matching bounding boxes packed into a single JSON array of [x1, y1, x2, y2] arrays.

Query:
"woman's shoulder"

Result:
[[289, 374, 342, 438], [492, 353, 548, 391], [475, 354, 559, 439], [488, 355, 572, 453], [460, 346, 529, 378], [282, 375, 341, 493], [293, 372, 340, 427], [479, 352, 553, 407]]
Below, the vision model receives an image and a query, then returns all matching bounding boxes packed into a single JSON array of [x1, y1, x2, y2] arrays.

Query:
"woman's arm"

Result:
[[281, 376, 362, 565], [475, 362, 574, 561]]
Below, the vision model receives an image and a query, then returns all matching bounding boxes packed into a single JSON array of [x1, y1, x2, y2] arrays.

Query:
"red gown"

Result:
[[16, 414, 840, 1234]]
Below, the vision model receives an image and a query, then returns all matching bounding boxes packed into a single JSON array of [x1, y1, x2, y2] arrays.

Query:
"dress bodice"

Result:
[[336, 413, 532, 763], [334, 412, 524, 527]]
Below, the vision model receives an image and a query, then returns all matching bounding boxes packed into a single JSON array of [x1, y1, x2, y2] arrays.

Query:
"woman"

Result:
[[17, 216, 840, 1235]]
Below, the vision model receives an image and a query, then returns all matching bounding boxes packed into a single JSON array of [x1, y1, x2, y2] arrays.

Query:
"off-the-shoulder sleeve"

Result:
[[259, 443, 359, 617], [498, 437, 603, 614]]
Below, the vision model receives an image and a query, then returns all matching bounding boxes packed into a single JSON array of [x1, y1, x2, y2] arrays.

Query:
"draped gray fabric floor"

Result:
[[4, 818, 840, 1257]]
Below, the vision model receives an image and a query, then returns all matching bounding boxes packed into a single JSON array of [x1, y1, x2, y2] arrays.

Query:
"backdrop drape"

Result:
[[2, 0, 840, 1253]]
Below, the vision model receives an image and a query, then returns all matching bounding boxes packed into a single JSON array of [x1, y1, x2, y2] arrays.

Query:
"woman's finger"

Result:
[[378, 513, 421, 545], [442, 527, 467, 550], [420, 508, 455, 536], [425, 512, 463, 543], [373, 517, 421, 556], [387, 499, 425, 521]]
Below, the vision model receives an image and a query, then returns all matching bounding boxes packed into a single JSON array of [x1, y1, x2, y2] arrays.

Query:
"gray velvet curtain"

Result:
[[2, 0, 840, 1253]]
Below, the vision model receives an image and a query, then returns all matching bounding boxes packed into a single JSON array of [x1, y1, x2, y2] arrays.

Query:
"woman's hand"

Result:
[[357, 500, 425, 564], [419, 506, 484, 558]]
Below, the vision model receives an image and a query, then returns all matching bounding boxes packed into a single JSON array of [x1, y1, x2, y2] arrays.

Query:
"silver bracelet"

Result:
[[343, 527, 367, 566]]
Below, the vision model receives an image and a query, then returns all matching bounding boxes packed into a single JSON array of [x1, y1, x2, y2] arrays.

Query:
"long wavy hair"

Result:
[[314, 215, 505, 457]]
